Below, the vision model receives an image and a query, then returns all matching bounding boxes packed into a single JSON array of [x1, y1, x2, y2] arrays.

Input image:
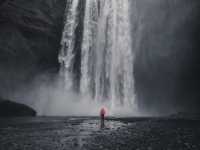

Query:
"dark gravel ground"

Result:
[[0, 117, 200, 150]]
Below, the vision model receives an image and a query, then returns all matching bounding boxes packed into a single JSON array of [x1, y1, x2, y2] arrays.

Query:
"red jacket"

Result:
[[100, 108, 106, 117]]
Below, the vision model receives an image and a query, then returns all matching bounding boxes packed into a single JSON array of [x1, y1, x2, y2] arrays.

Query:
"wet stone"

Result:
[[0, 117, 200, 150]]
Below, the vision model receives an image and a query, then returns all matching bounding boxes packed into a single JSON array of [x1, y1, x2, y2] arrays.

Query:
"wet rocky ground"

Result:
[[0, 117, 200, 150]]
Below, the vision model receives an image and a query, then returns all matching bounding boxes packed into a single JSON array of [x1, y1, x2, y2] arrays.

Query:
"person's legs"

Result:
[[101, 114, 104, 128]]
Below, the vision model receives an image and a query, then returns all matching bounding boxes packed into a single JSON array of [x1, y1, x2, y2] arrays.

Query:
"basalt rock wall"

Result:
[[0, 0, 66, 98]]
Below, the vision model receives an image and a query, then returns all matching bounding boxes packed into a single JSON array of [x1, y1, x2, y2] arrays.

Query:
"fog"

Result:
[[4, 72, 143, 117], [131, 0, 200, 114]]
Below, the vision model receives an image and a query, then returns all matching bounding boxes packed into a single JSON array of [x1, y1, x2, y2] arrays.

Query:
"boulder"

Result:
[[0, 99, 36, 117]]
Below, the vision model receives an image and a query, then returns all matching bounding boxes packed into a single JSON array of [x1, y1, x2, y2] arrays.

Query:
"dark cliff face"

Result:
[[132, 0, 200, 114], [0, 0, 199, 115], [0, 0, 66, 97]]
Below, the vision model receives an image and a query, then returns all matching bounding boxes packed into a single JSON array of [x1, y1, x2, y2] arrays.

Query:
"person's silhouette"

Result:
[[100, 108, 106, 128]]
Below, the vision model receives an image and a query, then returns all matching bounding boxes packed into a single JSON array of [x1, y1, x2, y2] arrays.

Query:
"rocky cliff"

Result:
[[0, 0, 200, 115], [0, 0, 66, 97]]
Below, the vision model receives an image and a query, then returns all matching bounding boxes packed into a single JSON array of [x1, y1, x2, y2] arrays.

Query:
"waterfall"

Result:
[[59, 0, 80, 90], [59, 0, 137, 114]]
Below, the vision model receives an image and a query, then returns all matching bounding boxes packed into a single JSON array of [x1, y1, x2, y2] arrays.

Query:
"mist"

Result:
[[131, 0, 200, 114], [2, 72, 142, 117]]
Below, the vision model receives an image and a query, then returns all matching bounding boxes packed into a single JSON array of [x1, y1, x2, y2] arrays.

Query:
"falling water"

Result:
[[59, 0, 80, 90], [59, 0, 137, 114]]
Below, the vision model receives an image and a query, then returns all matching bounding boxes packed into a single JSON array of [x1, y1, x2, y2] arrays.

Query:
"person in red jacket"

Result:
[[100, 107, 106, 128]]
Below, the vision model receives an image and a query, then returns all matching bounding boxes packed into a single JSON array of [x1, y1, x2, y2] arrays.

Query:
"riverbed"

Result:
[[0, 117, 200, 150]]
